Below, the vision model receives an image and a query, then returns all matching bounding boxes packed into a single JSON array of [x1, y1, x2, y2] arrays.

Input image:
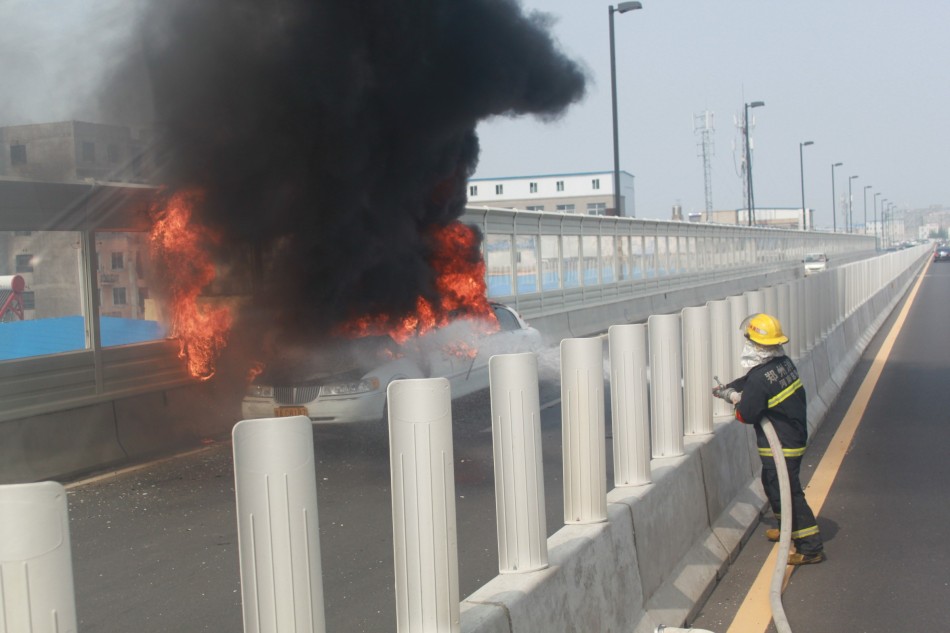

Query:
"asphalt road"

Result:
[[67, 348, 580, 633], [692, 258, 950, 632]]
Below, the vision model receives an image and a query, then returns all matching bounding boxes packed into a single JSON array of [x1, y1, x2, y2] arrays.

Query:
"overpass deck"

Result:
[[49, 254, 943, 633]]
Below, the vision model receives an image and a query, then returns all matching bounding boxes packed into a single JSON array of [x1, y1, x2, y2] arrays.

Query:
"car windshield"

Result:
[[804, 254, 826, 262]]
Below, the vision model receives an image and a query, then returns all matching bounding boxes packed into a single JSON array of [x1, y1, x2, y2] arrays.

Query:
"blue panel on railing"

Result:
[[0, 316, 165, 360]]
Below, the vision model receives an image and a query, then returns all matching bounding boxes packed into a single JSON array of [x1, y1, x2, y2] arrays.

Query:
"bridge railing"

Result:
[[462, 206, 875, 319]]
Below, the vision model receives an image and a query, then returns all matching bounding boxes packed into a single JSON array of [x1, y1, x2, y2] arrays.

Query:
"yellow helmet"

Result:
[[742, 313, 788, 346]]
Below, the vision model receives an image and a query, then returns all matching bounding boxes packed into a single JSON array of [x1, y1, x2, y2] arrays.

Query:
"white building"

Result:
[[467, 171, 636, 217]]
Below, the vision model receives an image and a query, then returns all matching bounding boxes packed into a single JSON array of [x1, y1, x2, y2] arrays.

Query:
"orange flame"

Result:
[[149, 190, 232, 380], [339, 222, 497, 349]]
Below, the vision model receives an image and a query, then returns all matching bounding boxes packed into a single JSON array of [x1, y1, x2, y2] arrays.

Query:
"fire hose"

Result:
[[655, 392, 794, 633]]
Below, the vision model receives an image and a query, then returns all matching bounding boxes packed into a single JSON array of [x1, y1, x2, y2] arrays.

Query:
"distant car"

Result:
[[803, 252, 828, 275], [933, 245, 950, 262], [241, 302, 543, 425]]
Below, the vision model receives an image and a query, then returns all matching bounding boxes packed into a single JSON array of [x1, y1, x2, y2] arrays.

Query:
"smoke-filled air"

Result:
[[124, 0, 586, 361]]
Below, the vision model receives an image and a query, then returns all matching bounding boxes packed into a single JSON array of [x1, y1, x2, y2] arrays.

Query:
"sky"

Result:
[[471, 0, 950, 226], [2, 0, 948, 229]]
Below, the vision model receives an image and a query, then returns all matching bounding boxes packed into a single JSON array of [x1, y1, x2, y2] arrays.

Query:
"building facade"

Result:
[[467, 171, 636, 217], [0, 120, 154, 184]]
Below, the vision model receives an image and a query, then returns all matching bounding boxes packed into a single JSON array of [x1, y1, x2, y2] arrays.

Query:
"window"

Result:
[[556, 204, 575, 214], [113, 287, 127, 305], [108, 144, 119, 163], [111, 252, 124, 269], [587, 202, 607, 216], [592, 178, 601, 190], [469, 185, 478, 196], [526, 205, 545, 212], [15, 254, 34, 272], [82, 141, 95, 162], [495, 184, 504, 195], [21, 291, 35, 310], [556, 180, 565, 192], [529, 182, 538, 193], [492, 305, 521, 332], [10, 144, 27, 165]]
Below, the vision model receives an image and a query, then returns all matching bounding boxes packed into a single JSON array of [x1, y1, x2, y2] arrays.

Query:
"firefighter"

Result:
[[712, 313, 825, 565]]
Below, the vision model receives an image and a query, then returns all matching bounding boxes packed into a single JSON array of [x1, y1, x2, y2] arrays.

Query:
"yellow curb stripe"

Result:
[[726, 258, 930, 632]]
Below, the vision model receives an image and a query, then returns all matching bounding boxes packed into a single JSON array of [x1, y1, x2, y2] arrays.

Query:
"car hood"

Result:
[[255, 336, 403, 386]]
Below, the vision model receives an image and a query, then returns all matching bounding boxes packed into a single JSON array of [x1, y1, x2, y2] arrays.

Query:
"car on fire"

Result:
[[241, 302, 543, 425], [802, 252, 828, 275], [933, 244, 950, 262]]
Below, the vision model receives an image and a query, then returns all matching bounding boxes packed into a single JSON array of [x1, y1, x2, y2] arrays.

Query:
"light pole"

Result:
[[609, 2, 643, 218], [863, 185, 872, 235], [744, 100, 765, 226], [799, 141, 814, 230], [831, 162, 843, 232], [873, 192, 881, 250], [881, 198, 888, 248], [848, 175, 859, 233]]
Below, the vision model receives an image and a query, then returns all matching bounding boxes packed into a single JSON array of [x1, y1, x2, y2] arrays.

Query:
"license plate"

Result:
[[275, 406, 309, 418]]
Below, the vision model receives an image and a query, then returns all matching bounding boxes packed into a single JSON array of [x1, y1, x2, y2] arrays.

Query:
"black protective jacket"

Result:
[[727, 355, 807, 455]]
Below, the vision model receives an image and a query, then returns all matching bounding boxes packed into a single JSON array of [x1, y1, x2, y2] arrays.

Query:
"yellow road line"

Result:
[[726, 259, 930, 632]]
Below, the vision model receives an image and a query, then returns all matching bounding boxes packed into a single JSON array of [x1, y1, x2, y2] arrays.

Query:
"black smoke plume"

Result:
[[134, 0, 585, 351]]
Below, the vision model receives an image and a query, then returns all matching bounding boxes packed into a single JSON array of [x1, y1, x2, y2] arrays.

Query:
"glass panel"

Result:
[[485, 234, 513, 297], [582, 236, 599, 286], [562, 235, 580, 288], [0, 230, 87, 360], [515, 235, 538, 294], [95, 232, 166, 347], [630, 235, 646, 279], [601, 236, 616, 283], [617, 236, 631, 281], [540, 235, 560, 291], [657, 236, 669, 276]]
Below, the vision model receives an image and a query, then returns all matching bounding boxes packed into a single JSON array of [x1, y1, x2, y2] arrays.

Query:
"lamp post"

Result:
[[799, 141, 814, 230], [873, 192, 881, 250], [831, 162, 843, 232], [744, 100, 765, 226], [880, 198, 888, 249], [609, 1, 643, 218], [863, 185, 872, 235], [848, 175, 859, 233]]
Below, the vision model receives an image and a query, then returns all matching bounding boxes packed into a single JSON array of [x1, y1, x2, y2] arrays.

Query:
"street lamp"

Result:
[[880, 198, 888, 248], [744, 100, 765, 225], [831, 162, 843, 232], [873, 192, 881, 250], [848, 175, 859, 233], [609, 1, 643, 218], [863, 185, 872, 235], [799, 141, 814, 230]]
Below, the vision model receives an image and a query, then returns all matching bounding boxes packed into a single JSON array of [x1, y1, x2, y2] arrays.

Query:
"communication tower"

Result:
[[694, 111, 715, 215]]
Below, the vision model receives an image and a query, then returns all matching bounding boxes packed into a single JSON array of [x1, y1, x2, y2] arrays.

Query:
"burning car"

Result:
[[241, 303, 543, 425]]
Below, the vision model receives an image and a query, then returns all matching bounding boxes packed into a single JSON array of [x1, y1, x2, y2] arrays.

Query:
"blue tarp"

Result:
[[0, 316, 166, 361]]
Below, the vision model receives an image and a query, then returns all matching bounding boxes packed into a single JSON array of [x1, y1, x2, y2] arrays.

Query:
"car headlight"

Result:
[[246, 384, 274, 398], [319, 377, 381, 397]]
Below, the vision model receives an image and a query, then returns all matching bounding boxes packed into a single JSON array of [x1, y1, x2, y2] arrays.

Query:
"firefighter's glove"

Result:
[[712, 387, 741, 404]]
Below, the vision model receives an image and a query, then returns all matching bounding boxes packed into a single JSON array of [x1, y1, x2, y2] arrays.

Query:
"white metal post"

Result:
[[707, 299, 735, 420], [488, 353, 549, 573], [763, 285, 778, 320], [607, 323, 652, 487], [0, 481, 77, 633], [648, 314, 685, 457], [728, 294, 749, 377], [776, 283, 792, 356], [682, 306, 713, 435], [387, 378, 460, 633], [744, 289, 766, 316], [561, 337, 607, 524], [232, 416, 326, 633]]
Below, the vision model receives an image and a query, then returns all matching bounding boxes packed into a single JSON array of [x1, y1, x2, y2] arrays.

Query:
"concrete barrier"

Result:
[[461, 247, 929, 632]]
